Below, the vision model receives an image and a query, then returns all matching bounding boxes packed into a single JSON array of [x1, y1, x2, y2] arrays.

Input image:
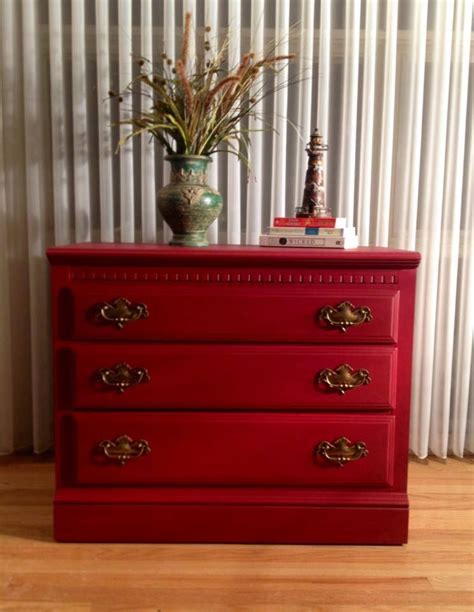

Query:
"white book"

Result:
[[259, 234, 359, 249], [268, 226, 356, 237]]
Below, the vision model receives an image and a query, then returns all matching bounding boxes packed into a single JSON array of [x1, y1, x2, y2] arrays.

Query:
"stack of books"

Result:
[[259, 217, 358, 249]]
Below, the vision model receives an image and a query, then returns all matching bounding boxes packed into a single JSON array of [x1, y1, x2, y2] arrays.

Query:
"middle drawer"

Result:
[[58, 344, 397, 411]]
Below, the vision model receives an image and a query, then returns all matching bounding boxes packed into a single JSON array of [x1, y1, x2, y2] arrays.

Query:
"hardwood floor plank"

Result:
[[0, 457, 472, 610]]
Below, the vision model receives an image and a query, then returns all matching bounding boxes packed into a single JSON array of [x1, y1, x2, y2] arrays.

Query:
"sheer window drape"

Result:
[[0, 0, 472, 457]]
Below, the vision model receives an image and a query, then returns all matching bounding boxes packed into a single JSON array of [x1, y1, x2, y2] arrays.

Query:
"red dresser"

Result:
[[47, 244, 420, 544]]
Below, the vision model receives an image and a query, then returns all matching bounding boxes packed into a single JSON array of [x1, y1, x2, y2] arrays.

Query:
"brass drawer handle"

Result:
[[319, 301, 372, 333], [97, 362, 150, 393], [318, 363, 371, 395], [316, 436, 368, 467], [95, 297, 149, 329], [99, 434, 151, 465]]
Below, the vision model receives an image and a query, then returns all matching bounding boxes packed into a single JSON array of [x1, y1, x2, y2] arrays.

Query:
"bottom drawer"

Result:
[[62, 412, 395, 488]]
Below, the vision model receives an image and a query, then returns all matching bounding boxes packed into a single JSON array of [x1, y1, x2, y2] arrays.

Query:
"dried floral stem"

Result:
[[236, 53, 252, 78], [175, 59, 194, 117], [181, 12, 192, 66], [205, 76, 240, 110], [255, 54, 296, 68], [112, 15, 297, 164], [222, 53, 252, 110]]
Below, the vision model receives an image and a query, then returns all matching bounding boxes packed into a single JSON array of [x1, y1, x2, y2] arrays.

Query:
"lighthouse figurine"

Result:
[[295, 129, 331, 218]]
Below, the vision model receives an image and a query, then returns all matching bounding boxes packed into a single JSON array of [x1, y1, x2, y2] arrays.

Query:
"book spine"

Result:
[[273, 217, 343, 228], [269, 227, 354, 236], [259, 235, 358, 249]]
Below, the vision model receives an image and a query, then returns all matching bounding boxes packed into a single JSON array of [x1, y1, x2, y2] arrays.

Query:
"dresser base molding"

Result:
[[54, 500, 408, 544]]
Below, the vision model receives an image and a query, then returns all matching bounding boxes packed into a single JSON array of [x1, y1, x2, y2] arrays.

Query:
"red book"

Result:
[[273, 217, 346, 228]]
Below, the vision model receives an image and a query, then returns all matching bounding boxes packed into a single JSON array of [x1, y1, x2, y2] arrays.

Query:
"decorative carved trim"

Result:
[[70, 270, 399, 285], [170, 167, 206, 184]]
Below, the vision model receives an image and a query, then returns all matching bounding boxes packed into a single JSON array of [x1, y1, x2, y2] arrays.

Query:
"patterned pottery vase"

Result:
[[158, 155, 222, 247]]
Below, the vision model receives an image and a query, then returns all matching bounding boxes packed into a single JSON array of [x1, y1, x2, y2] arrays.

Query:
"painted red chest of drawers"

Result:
[[47, 244, 420, 544]]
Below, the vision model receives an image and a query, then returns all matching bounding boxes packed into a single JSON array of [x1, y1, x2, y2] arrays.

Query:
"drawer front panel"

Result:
[[65, 412, 395, 487], [60, 282, 399, 343], [61, 344, 397, 410]]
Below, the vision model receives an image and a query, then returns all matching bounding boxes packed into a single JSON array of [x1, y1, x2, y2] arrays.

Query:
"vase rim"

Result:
[[165, 154, 212, 162]]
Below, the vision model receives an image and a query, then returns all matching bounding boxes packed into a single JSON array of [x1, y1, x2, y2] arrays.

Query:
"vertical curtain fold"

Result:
[[374, 0, 398, 246], [430, 0, 473, 458], [452, 114, 473, 455], [0, 0, 472, 457], [337, 0, 360, 226], [226, 0, 242, 244], [204, 0, 220, 244], [292, 0, 315, 211], [394, 0, 428, 252], [162, 0, 175, 244], [71, 0, 91, 242], [96, 0, 115, 242], [0, 1, 15, 455], [411, 0, 455, 458], [140, 0, 156, 243], [316, 0, 331, 138], [1, 0, 31, 454], [270, 0, 290, 220], [22, 0, 52, 453], [451, 0, 474, 457], [356, 0, 378, 246], [118, 0, 134, 242], [49, 0, 72, 245], [245, 0, 264, 244]]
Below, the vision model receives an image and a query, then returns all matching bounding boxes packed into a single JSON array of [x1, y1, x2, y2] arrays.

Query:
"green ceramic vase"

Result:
[[158, 155, 223, 247]]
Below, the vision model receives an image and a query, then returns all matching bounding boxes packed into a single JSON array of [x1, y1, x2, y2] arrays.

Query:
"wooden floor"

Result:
[[0, 456, 472, 611]]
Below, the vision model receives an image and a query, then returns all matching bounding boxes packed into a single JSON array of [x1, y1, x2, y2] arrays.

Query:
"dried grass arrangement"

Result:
[[110, 13, 296, 165]]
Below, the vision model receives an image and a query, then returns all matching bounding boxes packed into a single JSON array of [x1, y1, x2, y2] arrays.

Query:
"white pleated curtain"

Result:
[[0, 0, 472, 458]]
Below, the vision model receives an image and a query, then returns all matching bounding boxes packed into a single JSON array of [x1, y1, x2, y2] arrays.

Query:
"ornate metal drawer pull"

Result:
[[98, 362, 150, 393], [319, 301, 372, 333], [95, 297, 149, 329], [316, 436, 368, 467], [99, 434, 151, 465], [318, 363, 371, 395]]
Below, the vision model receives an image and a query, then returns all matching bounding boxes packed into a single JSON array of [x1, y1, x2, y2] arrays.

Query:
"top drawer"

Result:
[[57, 281, 399, 343]]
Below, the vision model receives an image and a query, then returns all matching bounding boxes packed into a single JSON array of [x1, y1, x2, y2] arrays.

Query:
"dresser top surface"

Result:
[[47, 244, 420, 269]]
